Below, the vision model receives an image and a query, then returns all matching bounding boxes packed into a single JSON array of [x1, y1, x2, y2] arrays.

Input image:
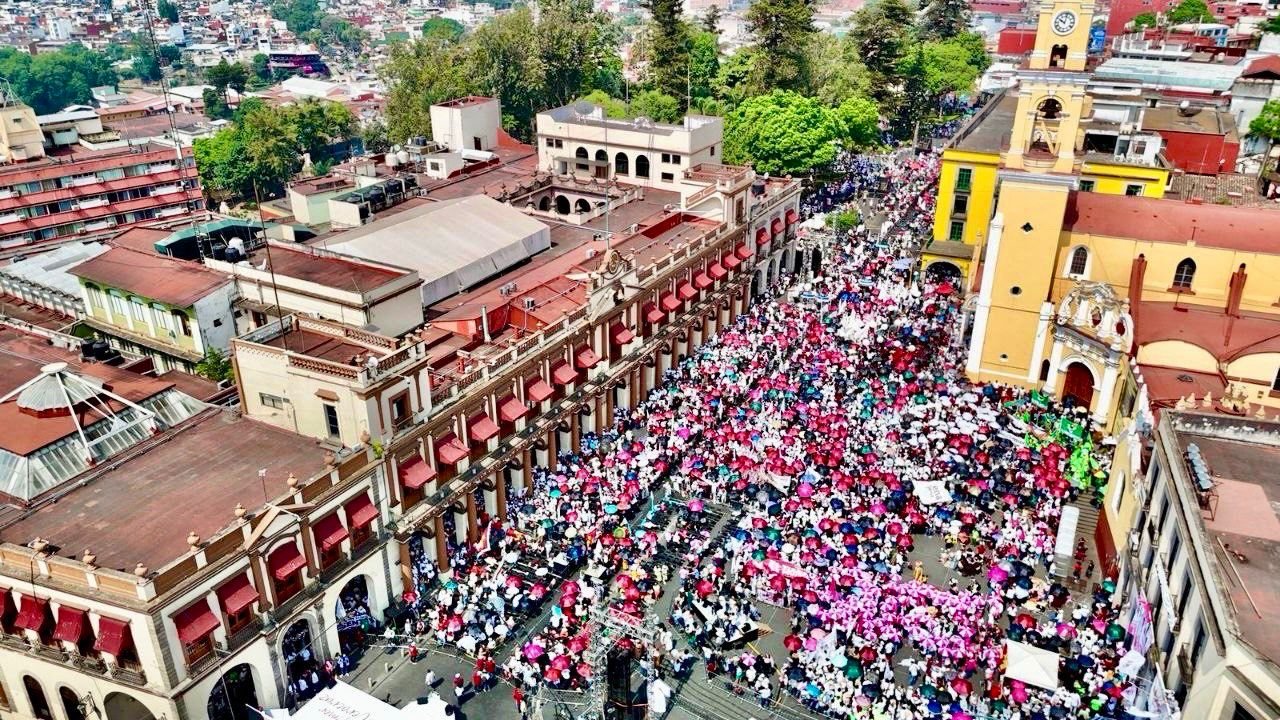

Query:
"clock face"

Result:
[[1052, 10, 1077, 35]]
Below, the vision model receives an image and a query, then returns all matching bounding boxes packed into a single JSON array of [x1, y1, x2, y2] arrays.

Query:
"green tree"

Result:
[[712, 48, 757, 109], [382, 37, 475, 142], [534, 0, 620, 109], [0, 45, 117, 114], [422, 17, 465, 41], [701, 4, 723, 33], [1132, 11, 1157, 28], [834, 94, 880, 149], [744, 0, 816, 93], [361, 119, 391, 153], [826, 208, 859, 231], [688, 31, 720, 101], [1260, 15, 1280, 33], [1249, 99, 1280, 143], [1166, 0, 1213, 23], [894, 45, 932, 139], [132, 43, 162, 82], [724, 91, 846, 174], [641, 0, 691, 103], [319, 16, 367, 52], [195, 348, 235, 383], [251, 53, 271, 80], [850, 0, 912, 101], [271, 0, 324, 34], [629, 90, 682, 122], [156, 0, 180, 22], [921, 39, 982, 96], [580, 90, 630, 118], [811, 34, 871, 107], [202, 87, 231, 120], [466, 7, 542, 134], [206, 60, 248, 96], [921, 0, 970, 39]]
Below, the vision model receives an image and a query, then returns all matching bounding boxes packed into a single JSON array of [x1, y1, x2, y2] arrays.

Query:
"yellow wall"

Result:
[[1136, 340, 1220, 373], [932, 149, 1000, 246], [1079, 161, 1168, 199], [82, 282, 198, 353]]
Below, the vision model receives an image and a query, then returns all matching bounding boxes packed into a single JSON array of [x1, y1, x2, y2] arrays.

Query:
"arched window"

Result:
[[574, 146, 588, 171], [594, 149, 607, 163], [1068, 246, 1088, 277], [554, 196, 570, 215], [574, 198, 591, 213], [1172, 258, 1196, 289], [538, 196, 551, 212], [635, 155, 650, 179], [23, 677, 52, 720], [614, 152, 629, 176]]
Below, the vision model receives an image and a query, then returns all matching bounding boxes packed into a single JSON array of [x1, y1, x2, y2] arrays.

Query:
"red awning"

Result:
[[575, 346, 600, 369], [469, 413, 500, 442], [52, 606, 86, 643], [498, 395, 529, 422], [708, 262, 727, 279], [660, 293, 681, 312], [771, 218, 784, 235], [436, 434, 469, 465], [216, 574, 259, 616], [174, 599, 220, 645], [677, 281, 696, 300], [268, 543, 306, 581], [345, 493, 378, 528], [551, 361, 578, 385], [723, 253, 741, 270], [735, 244, 753, 261], [399, 454, 436, 489], [313, 512, 349, 551], [786, 208, 798, 225], [756, 227, 769, 245], [526, 377, 554, 402], [14, 596, 48, 632], [693, 272, 713, 289], [611, 323, 635, 345], [94, 617, 130, 656], [645, 302, 665, 324]]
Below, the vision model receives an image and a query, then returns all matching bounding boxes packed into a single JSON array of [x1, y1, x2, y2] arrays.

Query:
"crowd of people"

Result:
[[389, 147, 1138, 720]]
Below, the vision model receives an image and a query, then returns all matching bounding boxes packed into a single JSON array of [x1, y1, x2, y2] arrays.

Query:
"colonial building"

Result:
[[0, 100, 804, 720], [0, 92, 202, 259], [1119, 410, 1280, 720]]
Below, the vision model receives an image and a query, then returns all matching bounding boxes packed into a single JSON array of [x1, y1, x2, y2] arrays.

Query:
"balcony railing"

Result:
[[109, 663, 147, 687], [225, 618, 264, 654]]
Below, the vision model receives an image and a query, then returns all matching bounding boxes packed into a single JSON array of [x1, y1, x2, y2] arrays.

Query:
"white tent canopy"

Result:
[[1004, 639, 1060, 690], [326, 195, 552, 307], [286, 682, 441, 720]]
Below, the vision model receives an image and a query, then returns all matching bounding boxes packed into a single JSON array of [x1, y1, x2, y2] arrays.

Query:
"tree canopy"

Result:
[[1248, 100, 1280, 143], [0, 45, 117, 114], [723, 90, 879, 175], [194, 99, 357, 201], [422, 17, 465, 42], [156, 0, 180, 23], [382, 0, 618, 141], [744, 0, 816, 93], [1165, 0, 1213, 24]]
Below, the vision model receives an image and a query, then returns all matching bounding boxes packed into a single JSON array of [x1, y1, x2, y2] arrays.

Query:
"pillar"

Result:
[[495, 472, 507, 522], [1094, 359, 1120, 426], [453, 506, 468, 545], [434, 515, 449, 573], [465, 493, 479, 545], [1027, 301, 1055, 384], [1044, 340, 1066, 395], [483, 477, 498, 517], [965, 213, 1004, 376]]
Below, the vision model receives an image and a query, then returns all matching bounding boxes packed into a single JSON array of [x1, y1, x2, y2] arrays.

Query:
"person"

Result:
[[512, 687, 525, 716], [453, 673, 464, 694], [425, 669, 436, 688]]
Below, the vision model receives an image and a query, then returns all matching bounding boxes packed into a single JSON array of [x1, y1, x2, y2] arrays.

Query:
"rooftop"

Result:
[[1062, 191, 1279, 253], [948, 91, 1016, 155], [246, 243, 413, 295], [1136, 301, 1280, 361], [541, 103, 721, 135], [0, 409, 326, 570], [70, 245, 231, 307], [1166, 411, 1280, 663], [1142, 106, 1237, 137]]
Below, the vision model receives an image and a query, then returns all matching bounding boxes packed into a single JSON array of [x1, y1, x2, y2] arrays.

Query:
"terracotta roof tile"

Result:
[[1064, 192, 1279, 254], [70, 246, 230, 307]]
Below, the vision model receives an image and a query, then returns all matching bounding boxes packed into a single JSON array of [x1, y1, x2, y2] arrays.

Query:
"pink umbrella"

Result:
[[524, 643, 545, 660], [551, 655, 572, 671]]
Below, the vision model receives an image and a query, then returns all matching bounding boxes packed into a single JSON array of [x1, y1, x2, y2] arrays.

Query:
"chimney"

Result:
[[1224, 263, 1247, 347], [1127, 254, 1147, 331]]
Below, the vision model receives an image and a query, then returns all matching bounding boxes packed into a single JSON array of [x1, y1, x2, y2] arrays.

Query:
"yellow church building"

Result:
[[927, 0, 1280, 630]]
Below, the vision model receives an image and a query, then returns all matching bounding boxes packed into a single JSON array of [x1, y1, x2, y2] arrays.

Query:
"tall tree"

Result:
[[850, 0, 912, 101], [688, 31, 721, 102], [641, 0, 691, 104], [382, 37, 475, 142], [723, 90, 876, 174], [921, 0, 970, 40], [0, 45, 117, 113], [1166, 0, 1213, 23], [894, 45, 932, 139], [701, 4, 723, 33], [745, 0, 816, 93], [630, 89, 682, 122], [206, 60, 248, 97], [467, 7, 542, 132], [533, 0, 620, 108], [156, 0, 180, 22], [811, 33, 871, 107], [422, 17, 465, 42]]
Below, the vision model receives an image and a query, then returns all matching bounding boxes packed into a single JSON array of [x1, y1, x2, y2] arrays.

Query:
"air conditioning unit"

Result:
[[522, 297, 537, 310], [585, 248, 598, 260], [498, 282, 518, 296]]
